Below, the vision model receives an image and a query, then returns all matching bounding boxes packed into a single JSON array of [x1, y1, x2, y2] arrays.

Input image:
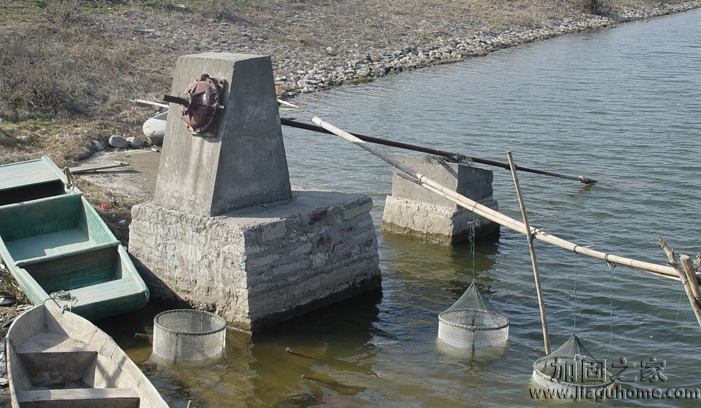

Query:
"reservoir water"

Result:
[[110, 8, 701, 407]]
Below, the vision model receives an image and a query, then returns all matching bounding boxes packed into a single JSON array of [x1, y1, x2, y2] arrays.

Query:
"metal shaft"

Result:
[[280, 118, 596, 184], [160, 94, 190, 108]]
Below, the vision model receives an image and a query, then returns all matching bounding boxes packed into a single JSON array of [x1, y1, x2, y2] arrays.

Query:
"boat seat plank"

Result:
[[13, 240, 120, 268], [55, 278, 143, 306], [0, 160, 61, 191], [17, 333, 91, 354], [17, 388, 139, 408]]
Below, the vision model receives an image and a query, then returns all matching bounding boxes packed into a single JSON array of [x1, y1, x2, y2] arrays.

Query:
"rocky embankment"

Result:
[[280, 1, 700, 97]]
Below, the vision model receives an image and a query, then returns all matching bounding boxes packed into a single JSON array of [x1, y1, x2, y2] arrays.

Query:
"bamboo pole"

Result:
[[659, 237, 701, 327], [507, 151, 551, 355], [681, 255, 701, 300], [277, 99, 300, 109], [311, 116, 681, 282], [69, 162, 128, 174]]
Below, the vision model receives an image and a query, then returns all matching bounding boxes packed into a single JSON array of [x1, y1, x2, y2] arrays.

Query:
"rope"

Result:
[[468, 217, 480, 282], [572, 247, 578, 334], [47, 290, 77, 313], [675, 291, 685, 331], [606, 258, 616, 357]]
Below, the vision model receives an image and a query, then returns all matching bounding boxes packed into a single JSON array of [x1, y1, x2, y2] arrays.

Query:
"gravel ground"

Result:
[[83, 0, 701, 98]]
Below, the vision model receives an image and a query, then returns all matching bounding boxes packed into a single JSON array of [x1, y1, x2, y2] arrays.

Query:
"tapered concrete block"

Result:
[[131, 53, 381, 332], [154, 53, 292, 217]]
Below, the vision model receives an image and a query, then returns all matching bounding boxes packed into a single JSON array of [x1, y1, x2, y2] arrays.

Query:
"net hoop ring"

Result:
[[438, 308, 510, 331]]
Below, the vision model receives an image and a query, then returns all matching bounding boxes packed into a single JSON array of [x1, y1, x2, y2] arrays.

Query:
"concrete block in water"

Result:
[[381, 154, 499, 244], [129, 190, 380, 332]]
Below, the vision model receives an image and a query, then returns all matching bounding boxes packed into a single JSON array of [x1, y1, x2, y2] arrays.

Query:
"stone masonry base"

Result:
[[382, 196, 500, 244], [129, 189, 380, 332]]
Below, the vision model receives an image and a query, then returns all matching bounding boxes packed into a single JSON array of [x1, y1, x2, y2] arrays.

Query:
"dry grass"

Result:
[[0, 110, 153, 166], [0, 0, 693, 167]]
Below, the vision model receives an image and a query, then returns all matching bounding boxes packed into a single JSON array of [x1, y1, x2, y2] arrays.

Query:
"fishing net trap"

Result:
[[532, 334, 614, 393], [438, 282, 510, 350], [153, 309, 227, 363]]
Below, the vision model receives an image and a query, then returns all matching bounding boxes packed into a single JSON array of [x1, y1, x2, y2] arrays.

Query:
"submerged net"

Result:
[[153, 309, 227, 363], [532, 334, 614, 392], [437, 282, 509, 349]]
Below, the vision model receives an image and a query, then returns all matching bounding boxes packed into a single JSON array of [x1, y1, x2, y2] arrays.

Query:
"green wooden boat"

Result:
[[0, 156, 149, 320]]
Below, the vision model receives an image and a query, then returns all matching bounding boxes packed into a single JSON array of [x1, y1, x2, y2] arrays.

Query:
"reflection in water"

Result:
[[436, 339, 509, 361], [248, 290, 381, 406]]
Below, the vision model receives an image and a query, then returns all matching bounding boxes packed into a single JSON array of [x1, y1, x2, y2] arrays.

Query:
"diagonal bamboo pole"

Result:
[[311, 116, 682, 282], [507, 151, 551, 355]]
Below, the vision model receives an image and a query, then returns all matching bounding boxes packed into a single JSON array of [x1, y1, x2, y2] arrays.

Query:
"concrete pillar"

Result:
[[381, 154, 499, 244], [154, 53, 292, 217], [129, 53, 380, 332]]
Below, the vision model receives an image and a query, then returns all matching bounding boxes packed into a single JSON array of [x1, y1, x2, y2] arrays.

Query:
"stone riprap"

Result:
[[98, 1, 701, 101], [274, 2, 701, 96], [382, 154, 499, 244], [129, 189, 380, 332]]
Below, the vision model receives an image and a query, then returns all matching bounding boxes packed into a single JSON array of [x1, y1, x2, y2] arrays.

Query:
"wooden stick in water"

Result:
[[659, 237, 701, 327], [681, 255, 701, 301], [507, 150, 551, 355]]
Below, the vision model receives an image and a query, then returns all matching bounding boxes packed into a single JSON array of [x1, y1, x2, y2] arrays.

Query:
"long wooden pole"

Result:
[[311, 116, 682, 282], [681, 255, 701, 300], [507, 151, 551, 355], [659, 237, 701, 327]]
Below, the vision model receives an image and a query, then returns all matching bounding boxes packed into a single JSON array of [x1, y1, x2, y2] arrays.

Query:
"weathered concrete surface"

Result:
[[154, 53, 292, 217], [382, 154, 499, 244], [129, 189, 380, 332]]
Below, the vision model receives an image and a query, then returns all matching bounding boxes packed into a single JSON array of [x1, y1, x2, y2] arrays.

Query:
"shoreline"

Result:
[[278, 0, 701, 98]]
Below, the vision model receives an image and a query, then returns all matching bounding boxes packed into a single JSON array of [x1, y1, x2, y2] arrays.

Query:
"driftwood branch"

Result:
[[69, 162, 128, 174], [658, 236, 701, 328]]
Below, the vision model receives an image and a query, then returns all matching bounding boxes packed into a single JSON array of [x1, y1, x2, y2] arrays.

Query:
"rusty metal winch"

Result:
[[161, 74, 227, 137]]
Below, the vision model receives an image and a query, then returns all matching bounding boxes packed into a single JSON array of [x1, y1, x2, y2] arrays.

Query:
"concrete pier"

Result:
[[381, 154, 499, 244], [129, 53, 380, 331], [130, 190, 379, 331]]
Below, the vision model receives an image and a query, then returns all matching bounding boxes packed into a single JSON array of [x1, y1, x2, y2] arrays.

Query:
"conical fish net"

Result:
[[438, 282, 509, 349], [532, 334, 614, 392]]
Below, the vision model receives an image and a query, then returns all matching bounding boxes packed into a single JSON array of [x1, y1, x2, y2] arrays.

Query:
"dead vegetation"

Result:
[[0, 0, 693, 165]]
